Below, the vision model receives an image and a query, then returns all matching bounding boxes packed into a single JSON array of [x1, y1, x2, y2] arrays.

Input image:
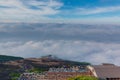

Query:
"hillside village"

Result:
[[0, 55, 89, 80], [19, 66, 90, 80], [19, 63, 120, 80], [0, 55, 120, 80]]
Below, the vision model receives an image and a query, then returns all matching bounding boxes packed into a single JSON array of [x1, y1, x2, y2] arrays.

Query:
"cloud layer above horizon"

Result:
[[1, 40, 120, 65], [1, 0, 120, 24], [0, 23, 120, 65]]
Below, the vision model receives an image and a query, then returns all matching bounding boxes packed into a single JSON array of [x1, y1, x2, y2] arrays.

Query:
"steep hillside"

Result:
[[0, 55, 90, 80], [5, 55, 90, 71], [0, 55, 23, 62]]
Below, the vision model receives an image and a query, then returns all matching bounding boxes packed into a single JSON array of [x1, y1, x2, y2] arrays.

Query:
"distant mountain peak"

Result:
[[41, 55, 61, 60]]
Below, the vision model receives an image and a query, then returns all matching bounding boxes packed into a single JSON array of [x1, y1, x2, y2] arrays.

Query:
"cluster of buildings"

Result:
[[48, 66, 86, 72], [18, 63, 120, 80], [18, 66, 90, 80], [18, 73, 46, 80]]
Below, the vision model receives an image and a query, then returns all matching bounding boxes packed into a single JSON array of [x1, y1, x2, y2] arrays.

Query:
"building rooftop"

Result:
[[92, 64, 120, 78]]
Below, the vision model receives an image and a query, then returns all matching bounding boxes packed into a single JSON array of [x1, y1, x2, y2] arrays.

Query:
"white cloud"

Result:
[[73, 6, 120, 15], [1, 40, 120, 65], [61, 5, 120, 16], [0, 0, 63, 22]]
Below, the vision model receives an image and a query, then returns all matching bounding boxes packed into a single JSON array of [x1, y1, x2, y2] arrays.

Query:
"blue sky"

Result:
[[1, 0, 120, 24]]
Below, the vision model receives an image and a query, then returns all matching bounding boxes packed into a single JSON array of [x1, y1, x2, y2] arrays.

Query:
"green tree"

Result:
[[68, 76, 98, 80], [28, 68, 44, 73], [9, 72, 21, 80]]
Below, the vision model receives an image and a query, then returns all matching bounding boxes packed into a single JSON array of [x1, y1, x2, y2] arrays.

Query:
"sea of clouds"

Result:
[[0, 23, 120, 65]]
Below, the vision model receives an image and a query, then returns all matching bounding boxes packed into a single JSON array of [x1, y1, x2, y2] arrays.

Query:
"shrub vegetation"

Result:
[[68, 76, 98, 80]]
